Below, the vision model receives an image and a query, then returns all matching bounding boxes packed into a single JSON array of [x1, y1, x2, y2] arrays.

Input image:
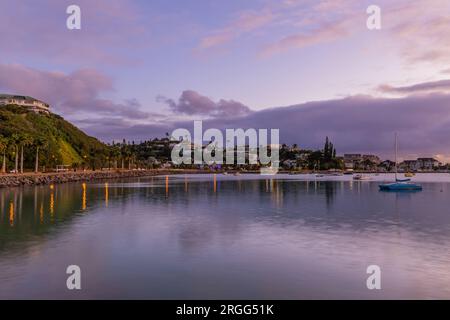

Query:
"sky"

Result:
[[0, 0, 450, 161]]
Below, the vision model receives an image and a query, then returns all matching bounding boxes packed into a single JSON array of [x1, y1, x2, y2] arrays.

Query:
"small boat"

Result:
[[222, 172, 228, 175], [379, 182, 422, 191], [315, 174, 324, 178], [405, 172, 415, 177], [353, 174, 372, 181], [379, 133, 422, 192], [233, 172, 241, 176]]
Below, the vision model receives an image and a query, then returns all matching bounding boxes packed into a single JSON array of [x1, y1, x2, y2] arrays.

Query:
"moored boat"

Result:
[[330, 172, 343, 176], [353, 174, 372, 181], [379, 182, 422, 191], [379, 133, 422, 192]]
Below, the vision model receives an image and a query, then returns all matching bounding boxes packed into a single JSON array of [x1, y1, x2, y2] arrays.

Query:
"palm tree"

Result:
[[10, 133, 21, 173], [89, 147, 97, 171], [34, 137, 47, 173], [20, 134, 33, 174], [120, 142, 129, 170], [0, 135, 8, 173], [110, 145, 121, 170]]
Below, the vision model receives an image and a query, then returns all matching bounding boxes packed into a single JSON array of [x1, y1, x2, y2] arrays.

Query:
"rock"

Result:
[[0, 170, 163, 188]]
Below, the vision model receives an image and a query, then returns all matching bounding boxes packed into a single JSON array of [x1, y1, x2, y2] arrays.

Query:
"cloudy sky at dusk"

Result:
[[1, 0, 450, 160]]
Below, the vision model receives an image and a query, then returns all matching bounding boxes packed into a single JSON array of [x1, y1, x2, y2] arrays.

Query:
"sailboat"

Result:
[[379, 134, 422, 191]]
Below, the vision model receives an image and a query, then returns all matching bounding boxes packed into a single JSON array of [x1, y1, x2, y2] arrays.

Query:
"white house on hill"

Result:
[[0, 94, 50, 114]]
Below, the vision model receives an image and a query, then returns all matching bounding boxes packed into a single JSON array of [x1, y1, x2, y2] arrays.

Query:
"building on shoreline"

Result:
[[344, 154, 380, 170], [343, 154, 361, 169], [398, 158, 441, 172], [417, 158, 440, 171], [0, 94, 50, 114], [399, 160, 420, 172]]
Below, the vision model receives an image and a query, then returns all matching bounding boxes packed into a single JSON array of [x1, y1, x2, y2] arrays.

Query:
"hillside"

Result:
[[0, 104, 108, 170]]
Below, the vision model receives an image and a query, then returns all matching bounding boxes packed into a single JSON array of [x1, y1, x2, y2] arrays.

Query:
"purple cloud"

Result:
[[0, 63, 153, 120], [0, 0, 152, 65], [198, 8, 275, 50], [157, 90, 252, 118], [82, 88, 450, 161], [378, 79, 450, 95], [260, 21, 349, 57], [386, 2, 450, 64], [195, 0, 450, 70]]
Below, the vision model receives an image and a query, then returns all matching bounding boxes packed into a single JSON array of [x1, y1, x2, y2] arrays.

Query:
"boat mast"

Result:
[[395, 132, 398, 181]]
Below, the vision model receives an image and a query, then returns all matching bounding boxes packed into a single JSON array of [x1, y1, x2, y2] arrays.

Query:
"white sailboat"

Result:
[[379, 133, 422, 191]]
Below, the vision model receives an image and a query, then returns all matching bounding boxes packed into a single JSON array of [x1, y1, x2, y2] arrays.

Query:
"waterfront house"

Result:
[[399, 160, 420, 172], [282, 159, 298, 169], [343, 154, 362, 169], [344, 154, 362, 162], [417, 158, 440, 171], [362, 154, 381, 165], [379, 160, 396, 172]]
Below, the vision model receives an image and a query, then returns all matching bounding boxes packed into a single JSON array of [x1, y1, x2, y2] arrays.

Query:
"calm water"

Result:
[[1, 173, 450, 299]]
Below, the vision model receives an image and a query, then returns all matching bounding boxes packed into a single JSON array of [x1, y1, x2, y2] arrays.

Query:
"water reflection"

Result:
[[9, 201, 14, 227], [105, 183, 109, 207], [2, 177, 450, 244], [1, 175, 450, 299], [82, 183, 87, 211]]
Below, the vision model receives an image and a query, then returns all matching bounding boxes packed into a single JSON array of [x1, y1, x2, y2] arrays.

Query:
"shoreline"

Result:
[[0, 169, 256, 187], [1, 169, 448, 188], [0, 170, 170, 188]]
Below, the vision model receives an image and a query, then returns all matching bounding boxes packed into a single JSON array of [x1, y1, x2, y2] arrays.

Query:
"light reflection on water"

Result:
[[0, 174, 450, 299]]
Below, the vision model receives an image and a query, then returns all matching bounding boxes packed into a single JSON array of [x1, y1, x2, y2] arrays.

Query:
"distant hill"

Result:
[[0, 104, 107, 170]]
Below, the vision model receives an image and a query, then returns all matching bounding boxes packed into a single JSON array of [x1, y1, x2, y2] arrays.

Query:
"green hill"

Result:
[[0, 104, 108, 171]]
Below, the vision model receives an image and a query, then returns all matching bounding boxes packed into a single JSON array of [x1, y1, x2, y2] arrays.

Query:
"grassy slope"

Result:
[[0, 105, 106, 167]]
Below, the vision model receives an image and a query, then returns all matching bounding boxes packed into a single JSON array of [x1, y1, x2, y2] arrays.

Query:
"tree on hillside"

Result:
[[20, 134, 33, 173], [0, 135, 8, 173], [34, 137, 47, 173], [120, 140, 128, 170], [120, 142, 132, 170], [10, 133, 21, 173], [89, 147, 97, 171], [110, 145, 121, 170], [307, 151, 323, 170], [323, 136, 335, 162]]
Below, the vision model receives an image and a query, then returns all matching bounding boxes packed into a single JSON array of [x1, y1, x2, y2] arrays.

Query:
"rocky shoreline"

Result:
[[0, 170, 165, 187]]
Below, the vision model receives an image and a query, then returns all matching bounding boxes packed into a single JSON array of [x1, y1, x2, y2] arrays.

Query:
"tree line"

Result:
[[0, 111, 343, 175], [0, 133, 173, 173]]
